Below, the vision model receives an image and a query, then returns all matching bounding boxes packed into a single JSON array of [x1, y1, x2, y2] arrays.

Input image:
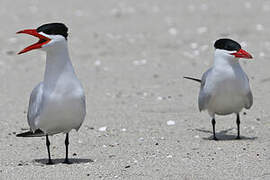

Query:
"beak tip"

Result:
[[17, 50, 24, 55]]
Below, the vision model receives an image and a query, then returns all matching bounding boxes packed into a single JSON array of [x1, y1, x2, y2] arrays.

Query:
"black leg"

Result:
[[236, 113, 241, 139], [212, 118, 218, 140], [46, 135, 53, 165], [63, 133, 71, 164]]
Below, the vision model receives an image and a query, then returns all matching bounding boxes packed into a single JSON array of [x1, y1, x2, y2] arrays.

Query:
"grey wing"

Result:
[[243, 73, 253, 109], [27, 82, 44, 132], [198, 69, 212, 111], [245, 89, 253, 109], [81, 94, 86, 121], [76, 93, 86, 130]]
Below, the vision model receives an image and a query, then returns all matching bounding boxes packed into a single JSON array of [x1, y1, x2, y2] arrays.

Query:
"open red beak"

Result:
[[231, 49, 253, 59], [17, 29, 51, 54]]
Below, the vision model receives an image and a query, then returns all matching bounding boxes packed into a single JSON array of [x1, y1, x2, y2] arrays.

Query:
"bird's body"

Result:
[[185, 39, 253, 140], [16, 23, 86, 164], [28, 43, 85, 135], [199, 49, 252, 117]]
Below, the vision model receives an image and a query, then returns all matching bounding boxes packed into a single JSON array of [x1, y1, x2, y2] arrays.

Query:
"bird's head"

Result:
[[214, 38, 253, 60], [17, 23, 68, 54]]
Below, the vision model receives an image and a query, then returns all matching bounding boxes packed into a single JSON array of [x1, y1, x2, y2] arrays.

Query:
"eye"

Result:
[[44, 29, 52, 34]]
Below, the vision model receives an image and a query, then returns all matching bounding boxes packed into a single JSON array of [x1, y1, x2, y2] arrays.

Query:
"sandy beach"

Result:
[[1, 0, 270, 179]]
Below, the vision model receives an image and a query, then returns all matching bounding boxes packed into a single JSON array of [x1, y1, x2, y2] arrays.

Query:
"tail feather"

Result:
[[183, 76, 201, 83], [16, 129, 45, 137]]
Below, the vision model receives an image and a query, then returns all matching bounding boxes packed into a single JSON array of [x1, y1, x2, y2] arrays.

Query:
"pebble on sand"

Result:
[[133, 59, 147, 66], [194, 135, 200, 138], [94, 60, 101, 66], [98, 126, 107, 132], [168, 28, 178, 36], [167, 120, 175, 126], [256, 24, 264, 31], [197, 27, 208, 34]]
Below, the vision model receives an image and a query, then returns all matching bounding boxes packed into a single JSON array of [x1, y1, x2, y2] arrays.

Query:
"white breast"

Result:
[[37, 86, 85, 134], [207, 65, 249, 116]]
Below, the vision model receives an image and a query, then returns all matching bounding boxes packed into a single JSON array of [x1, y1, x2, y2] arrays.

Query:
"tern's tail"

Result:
[[183, 76, 201, 83], [16, 129, 45, 137]]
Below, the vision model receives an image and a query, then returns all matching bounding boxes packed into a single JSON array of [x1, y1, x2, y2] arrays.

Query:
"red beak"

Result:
[[17, 29, 51, 54], [231, 49, 253, 59]]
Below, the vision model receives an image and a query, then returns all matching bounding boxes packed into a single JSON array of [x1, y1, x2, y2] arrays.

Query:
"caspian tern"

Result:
[[16, 23, 86, 164], [184, 38, 253, 140]]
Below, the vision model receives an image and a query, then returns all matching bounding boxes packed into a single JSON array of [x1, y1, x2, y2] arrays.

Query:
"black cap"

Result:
[[37, 23, 68, 39], [214, 38, 241, 51]]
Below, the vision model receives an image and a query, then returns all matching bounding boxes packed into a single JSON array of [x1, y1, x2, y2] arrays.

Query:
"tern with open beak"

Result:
[[185, 38, 253, 140], [16, 23, 86, 164]]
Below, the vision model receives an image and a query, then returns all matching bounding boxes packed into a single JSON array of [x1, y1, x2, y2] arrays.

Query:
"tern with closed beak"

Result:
[[16, 23, 86, 164], [185, 38, 253, 140]]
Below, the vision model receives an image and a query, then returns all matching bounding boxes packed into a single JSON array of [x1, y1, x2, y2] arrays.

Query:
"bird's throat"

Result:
[[43, 45, 75, 91]]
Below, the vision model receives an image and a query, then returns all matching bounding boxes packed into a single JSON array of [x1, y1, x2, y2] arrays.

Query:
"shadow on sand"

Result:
[[34, 158, 94, 165], [195, 128, 257, 141]]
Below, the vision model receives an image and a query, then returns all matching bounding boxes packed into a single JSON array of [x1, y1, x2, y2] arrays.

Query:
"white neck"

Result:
[[43, 41, 76, 90], [213, 49, 240, 68]]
